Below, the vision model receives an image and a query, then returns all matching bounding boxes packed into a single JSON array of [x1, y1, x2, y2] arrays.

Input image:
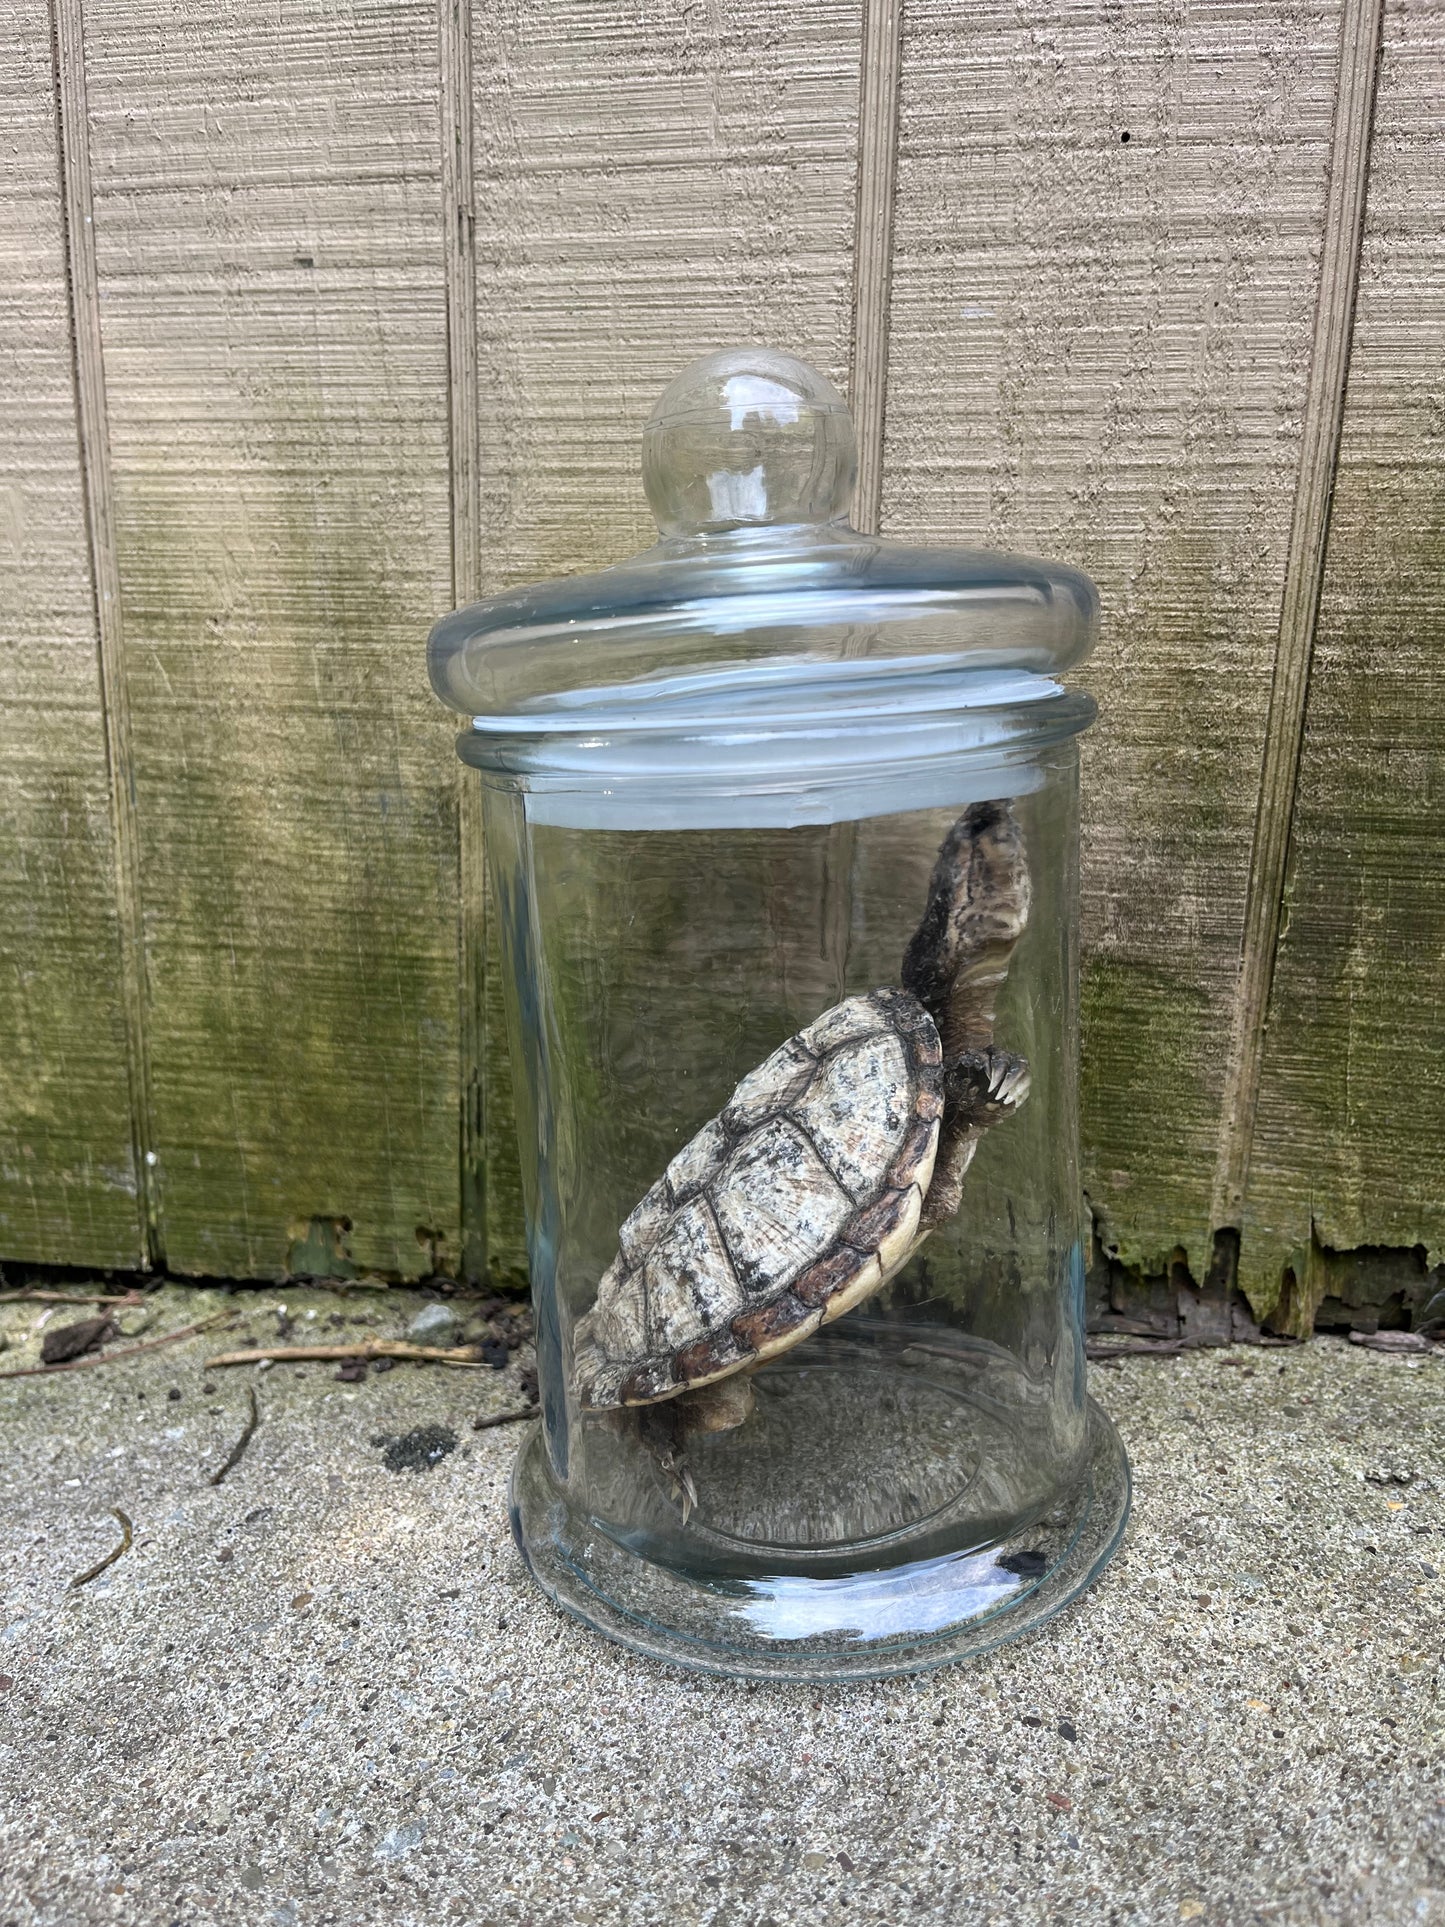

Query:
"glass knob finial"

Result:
[[642, 347, 857, 538]]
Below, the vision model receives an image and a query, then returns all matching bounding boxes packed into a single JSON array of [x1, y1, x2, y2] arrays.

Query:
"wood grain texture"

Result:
[[469, 0, 865, 1264], [82, 0, 462, 1279], [440, 0, 492, 1279], [1213, 0, 1384, 1232], [1241, 0, 1445, 1324], [471, 0, 863, 582], [0, 4, 141, 1267], [52, 0, 160, 1253], [849, 0, 903, 535], [884, 0, 1347, 1277]]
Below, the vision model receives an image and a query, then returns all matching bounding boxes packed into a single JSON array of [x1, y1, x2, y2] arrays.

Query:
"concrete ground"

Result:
[[0, 1284, 1441, 1927]]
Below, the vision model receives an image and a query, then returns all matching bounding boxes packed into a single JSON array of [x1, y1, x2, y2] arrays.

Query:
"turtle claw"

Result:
[[656, 1447, 698, 1524]]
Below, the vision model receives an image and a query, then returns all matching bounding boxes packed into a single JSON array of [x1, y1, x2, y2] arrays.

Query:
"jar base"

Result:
[[509, 1398, 1130, 1682]]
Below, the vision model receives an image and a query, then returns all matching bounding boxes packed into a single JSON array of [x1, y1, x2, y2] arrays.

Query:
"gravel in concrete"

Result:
[[0, 1285, 1442, 1925]]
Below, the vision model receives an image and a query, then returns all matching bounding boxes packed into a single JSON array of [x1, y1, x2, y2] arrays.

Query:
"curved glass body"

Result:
[[432, 351, 1128, 1676]]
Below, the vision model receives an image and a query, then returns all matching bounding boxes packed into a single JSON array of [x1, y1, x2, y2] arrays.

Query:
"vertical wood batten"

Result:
[[0, 2, 141, 1267], [440, 0, 491, 1280], [51, 0, 158, 1257], [83, 0, 462, 1280], [884, 0, 1348, 1278], [1212, 0, 1385, 1235], [849, 0, 904, 536], [1241, 0, 1445, 1324]]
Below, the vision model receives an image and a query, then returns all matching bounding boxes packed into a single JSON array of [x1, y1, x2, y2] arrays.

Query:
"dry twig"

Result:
[[205, 1339, 494, 1371], [1085, 1338, 1187, 1362], [69, 1508, 133, 1590], [209, 1386, 261, 1486], [0, 1312, 232, 1381], [0, 1289, 145, 1308], [1349, 1329, 1434, 1354], [471, 1405, 539, 1431]]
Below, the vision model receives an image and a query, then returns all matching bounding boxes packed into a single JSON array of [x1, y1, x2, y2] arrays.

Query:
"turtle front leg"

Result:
[[920, 1046, 1031, 1230]]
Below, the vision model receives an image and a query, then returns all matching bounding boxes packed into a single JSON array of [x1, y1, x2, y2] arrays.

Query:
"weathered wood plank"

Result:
[[1212, 0, 1384, 1236], [0, 5, 141, 1268], [471, 0, 863, 577], [885, 0, 1347, 1277], [469, 0, 865, 1265], [82, 0, 462, 1279], [1242, 0, 1445, 1326], [439, 0, 493, 1282]]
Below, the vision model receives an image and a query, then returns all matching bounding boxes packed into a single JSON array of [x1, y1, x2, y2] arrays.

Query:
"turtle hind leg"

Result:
[[635, 1375, 758, 1524], [635, 1404, 695, 1520], [674, 1373, 756, 1436]]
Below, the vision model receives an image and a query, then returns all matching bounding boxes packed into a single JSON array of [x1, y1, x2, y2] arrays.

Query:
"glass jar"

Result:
[[429, 349, 1129, 1679]]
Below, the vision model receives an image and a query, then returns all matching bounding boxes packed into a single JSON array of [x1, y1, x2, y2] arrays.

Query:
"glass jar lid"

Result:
[[428, 349, 1096, 825]]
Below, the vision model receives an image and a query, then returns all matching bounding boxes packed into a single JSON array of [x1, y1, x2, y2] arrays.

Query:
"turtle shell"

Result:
[[573, 987, 943, 1410]]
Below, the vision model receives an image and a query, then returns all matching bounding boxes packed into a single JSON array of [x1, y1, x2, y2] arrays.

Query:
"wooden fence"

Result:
[[3, 0, 1441, 1331]]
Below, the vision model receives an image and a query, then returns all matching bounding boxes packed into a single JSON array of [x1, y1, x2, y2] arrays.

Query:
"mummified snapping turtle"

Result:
[[573, 802, 1032, 1424]]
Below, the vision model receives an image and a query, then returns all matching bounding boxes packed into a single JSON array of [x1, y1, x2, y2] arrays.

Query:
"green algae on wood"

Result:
[[1240, 7, 1445, 1327], [78, 0, 472, 1282], [881, 0, 1345, 1297], [106, 470, 463, 1282], [1080, 960, 1216, 1284], [0, 14, 142, 1270]]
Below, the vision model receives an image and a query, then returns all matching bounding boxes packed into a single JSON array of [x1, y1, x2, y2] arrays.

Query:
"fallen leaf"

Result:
[[1045, 1791, 1072, 1812], [40, 1315, 114, 1365]]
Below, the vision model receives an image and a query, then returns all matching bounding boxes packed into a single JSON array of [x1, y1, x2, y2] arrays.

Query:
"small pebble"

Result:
[[407, 1303, 462, 1346]]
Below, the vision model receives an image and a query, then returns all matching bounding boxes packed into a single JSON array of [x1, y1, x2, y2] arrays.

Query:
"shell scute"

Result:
[[732, 1291, 823, 1355], [665, 1115, 729, 1202], [618, 1175, 672, 1268], [619, 1357, 675, 1405], [791, 1029, 910, 1202], [673, 1326, 755, 1386], [792, 1242, 868, 1309], [846, 1186, 918, 1259], [799, 994, 890, 1057], [711, 1118, 853, 1299], [640, 1197, 742, 1351], [721, 1036, 816, 1132]]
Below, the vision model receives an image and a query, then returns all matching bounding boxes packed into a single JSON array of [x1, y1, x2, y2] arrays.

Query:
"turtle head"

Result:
[[900, 802, 1032, 1060]]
